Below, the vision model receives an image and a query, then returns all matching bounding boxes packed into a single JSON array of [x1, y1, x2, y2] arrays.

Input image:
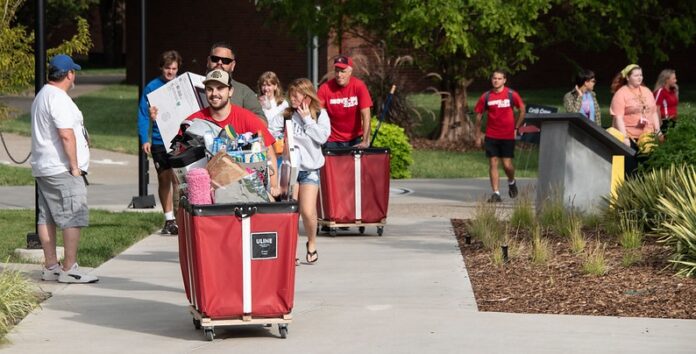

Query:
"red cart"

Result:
[[177, 198, 299, 340], [317, 148, 390, 236]]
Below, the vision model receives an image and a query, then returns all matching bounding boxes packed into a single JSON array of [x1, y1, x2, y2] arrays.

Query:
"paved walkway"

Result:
[[1, 79, 694, 353]]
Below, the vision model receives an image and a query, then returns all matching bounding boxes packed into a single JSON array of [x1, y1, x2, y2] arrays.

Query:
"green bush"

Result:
[[644, 114, 696, 170], [655, 165, 696, 277], [370, 119, 413, 179], [0, 267, 41, 339], [607, 164, 696, 277]]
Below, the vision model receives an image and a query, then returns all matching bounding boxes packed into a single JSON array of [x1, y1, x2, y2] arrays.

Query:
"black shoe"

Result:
[[487, 193, 502, 203], [161, 220, 179, 235], [508, 181, 518, 198]]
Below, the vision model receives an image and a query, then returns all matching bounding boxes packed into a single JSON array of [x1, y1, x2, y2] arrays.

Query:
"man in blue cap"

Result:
[[31, 54, 98, 283]]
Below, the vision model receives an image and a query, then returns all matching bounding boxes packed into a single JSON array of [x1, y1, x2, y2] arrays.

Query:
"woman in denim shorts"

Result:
[[281, 78, 330, 263]]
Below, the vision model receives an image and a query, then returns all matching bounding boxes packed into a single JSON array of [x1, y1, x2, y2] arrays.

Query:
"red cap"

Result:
[[334, 55, 353, 70]]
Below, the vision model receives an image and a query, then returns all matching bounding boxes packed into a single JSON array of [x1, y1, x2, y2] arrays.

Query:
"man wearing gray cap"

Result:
[[31, 54, 98, 284]]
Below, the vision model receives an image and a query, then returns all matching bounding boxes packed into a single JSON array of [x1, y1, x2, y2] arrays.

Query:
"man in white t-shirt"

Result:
[[30, 54, 98, 284]]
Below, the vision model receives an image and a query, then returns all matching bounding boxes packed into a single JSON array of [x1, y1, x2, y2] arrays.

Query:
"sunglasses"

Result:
[[209, 55, 235, 65]]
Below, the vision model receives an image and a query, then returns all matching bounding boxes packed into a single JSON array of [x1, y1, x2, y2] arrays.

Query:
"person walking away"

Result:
[[563, 69, 601, 125], [138, 50, 182, 235], [281, 78, 330, 263], [653, 69, 679, 133], [474, 69, 526, 203], [317, 55, 372, 148], [31, 54, 98, 283]]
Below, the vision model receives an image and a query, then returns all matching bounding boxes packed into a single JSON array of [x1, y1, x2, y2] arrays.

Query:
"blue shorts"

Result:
[[297, 170, 320, 185]]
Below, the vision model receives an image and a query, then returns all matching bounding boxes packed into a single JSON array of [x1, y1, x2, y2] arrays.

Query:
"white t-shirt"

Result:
[[31, 84, 90, 177]]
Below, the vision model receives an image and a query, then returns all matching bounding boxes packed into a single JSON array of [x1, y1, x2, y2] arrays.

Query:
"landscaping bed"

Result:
[[452, 219, 696, 319]]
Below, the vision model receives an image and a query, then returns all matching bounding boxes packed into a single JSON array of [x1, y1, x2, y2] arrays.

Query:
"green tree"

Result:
[[0, 0, 92, 119], [255, 0, 696, 143]]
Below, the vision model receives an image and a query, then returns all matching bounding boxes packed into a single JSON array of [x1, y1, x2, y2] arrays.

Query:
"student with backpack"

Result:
[[474, 69, 526, 203]]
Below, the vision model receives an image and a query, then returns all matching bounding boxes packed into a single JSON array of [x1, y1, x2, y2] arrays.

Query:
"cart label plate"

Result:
[[251, 232, 277, 260]]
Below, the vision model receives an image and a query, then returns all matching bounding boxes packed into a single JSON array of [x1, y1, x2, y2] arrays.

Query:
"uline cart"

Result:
[[317, 148, 390, 236], [177, 198, 299, 340]]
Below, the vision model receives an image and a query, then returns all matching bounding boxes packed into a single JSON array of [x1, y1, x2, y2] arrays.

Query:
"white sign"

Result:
[[147, 72, 208, 152]]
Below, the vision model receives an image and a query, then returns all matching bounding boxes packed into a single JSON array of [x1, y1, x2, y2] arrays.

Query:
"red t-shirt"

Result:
[[474, 87, 524, 140], [653, 87, 678, 120], [185, 105, 275, 147], [317, 77, 373, 142]]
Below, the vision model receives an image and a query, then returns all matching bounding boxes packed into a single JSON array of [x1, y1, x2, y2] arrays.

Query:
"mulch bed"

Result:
[[452, 219, 696, 319]]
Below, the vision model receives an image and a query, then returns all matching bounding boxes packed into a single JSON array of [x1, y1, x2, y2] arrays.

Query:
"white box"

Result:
[[147, 72, 208, 152]]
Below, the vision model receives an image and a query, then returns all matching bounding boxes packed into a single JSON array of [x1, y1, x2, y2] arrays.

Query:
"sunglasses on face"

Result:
[[209, 55, 235, 65]]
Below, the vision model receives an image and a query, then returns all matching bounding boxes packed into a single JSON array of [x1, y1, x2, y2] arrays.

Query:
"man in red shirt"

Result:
[[186, 69, 280, 197], [317, 55, 373, 148], [474, 69, 525, 203]]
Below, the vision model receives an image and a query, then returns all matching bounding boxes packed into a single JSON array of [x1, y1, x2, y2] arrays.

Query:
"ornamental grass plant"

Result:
[[0, 266, 41, 340]]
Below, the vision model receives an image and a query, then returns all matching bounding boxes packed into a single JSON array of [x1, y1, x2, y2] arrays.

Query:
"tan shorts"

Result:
[[36, 172, 89, 228]]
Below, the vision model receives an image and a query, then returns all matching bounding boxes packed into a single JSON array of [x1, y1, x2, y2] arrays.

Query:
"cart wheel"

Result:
[[192, 318, 201, 329], [204, 328, 215, 341], [278, 324, 288, 339], [359, 226, 365, 234], [377, 226, 384, 236], [329, 228, 337, 237]]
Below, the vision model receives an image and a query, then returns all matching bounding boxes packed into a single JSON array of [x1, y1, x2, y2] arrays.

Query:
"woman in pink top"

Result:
[[609, 64, 661, 147]]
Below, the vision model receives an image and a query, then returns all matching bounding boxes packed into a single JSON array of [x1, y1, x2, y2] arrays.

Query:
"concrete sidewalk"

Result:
[[2, 191, 695, 353]]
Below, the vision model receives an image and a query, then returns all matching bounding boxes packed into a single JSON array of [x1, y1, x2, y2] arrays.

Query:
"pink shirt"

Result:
[[610, 85, 656, 139]]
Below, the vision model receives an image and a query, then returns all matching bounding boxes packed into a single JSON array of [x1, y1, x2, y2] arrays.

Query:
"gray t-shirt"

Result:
[[230, 78, 266, 123]]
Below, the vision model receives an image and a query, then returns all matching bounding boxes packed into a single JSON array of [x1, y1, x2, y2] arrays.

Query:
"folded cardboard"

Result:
[[147, 72, 208, 152]]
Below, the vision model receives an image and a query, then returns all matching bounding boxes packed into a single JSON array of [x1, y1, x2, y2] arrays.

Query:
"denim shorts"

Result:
[[297, 170, 320, 185]]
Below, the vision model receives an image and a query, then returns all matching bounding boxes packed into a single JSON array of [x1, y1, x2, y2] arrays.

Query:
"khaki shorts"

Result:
[[36, 172, 89, 228]]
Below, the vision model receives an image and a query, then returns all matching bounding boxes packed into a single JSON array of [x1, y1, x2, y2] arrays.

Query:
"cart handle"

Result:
[[234, 206, 258, 219]]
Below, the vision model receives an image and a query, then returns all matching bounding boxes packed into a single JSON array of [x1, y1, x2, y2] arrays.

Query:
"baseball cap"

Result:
[[49, 54, 81, 72], [334, 55, 353, 70], [203, 69, 231, 87]]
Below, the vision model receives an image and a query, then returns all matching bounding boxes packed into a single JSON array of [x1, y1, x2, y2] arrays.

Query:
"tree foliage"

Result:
[[255, 0, 696, 143], [0, 0, 92, 97]]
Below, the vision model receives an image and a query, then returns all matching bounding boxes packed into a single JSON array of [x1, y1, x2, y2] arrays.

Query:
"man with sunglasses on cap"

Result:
[[31, 54, 98, 284], [206, 42, 266, 123], [317, 55, 373, 148]]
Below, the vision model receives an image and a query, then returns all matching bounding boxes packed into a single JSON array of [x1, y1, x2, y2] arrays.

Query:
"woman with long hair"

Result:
[[610, 64, 661, 147], [653, 69, 679, 132], [281, 78, 330, 264], [257, 71, 289, 122]]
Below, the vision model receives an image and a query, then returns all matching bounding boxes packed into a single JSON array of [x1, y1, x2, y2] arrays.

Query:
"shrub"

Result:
[[568, 219, 586, 254], [0, 267, 41, 339], [606, 166, 675, 230], [644, 114, 696, 170], [655, 165, 696, 277], [583, 243, 608, 276], [510, 192, 535, 231], [469, 200, 504, 250], [370, 119, 413, 179], [531, 226, 551, 265]]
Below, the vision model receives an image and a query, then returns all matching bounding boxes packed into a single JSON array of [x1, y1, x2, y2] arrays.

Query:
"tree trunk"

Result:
[[437, 77, 475, 143]]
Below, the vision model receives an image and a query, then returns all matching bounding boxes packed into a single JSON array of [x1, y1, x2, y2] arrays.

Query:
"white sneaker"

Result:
[[58, 263, 99, 284], [41, 265, 60, 281]]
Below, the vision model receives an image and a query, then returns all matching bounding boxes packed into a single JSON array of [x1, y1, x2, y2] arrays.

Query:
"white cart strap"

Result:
[[354, 153, 362, 220], [242, 216, 252, 313]]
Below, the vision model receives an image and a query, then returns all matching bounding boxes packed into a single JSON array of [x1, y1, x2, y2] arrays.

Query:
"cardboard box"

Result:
[[147, 72, 208, 152]]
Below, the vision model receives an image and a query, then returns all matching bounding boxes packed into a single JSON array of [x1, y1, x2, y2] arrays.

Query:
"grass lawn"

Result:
[[0, 209, 162, 267], [0, 85, 140, 155], [0, 164, 33, 186], [411, 147, 539, 178]]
